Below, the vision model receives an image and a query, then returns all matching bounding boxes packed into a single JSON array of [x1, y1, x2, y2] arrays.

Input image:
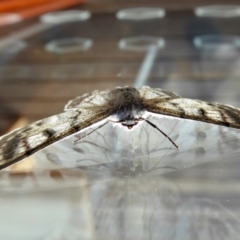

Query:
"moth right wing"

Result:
[[0, 109, 109, 170], [64, 90, 110, 110]]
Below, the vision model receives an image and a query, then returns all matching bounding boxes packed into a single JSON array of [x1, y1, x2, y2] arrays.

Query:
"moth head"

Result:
[[120, 119, 141, 129]]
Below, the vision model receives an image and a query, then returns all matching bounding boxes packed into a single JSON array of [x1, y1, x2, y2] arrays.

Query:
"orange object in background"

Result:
[[0, 0, 86, 26], [0, 0, 56, 13]]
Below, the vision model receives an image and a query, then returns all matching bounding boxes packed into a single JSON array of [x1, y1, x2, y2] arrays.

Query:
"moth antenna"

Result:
[[144, 119, 179, 149], [74, 121, 109, 144]]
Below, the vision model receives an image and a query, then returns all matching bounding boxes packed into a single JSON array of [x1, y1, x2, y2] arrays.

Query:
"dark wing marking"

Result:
[[0, 109, 109, 170], [145, 96, 240, 129]]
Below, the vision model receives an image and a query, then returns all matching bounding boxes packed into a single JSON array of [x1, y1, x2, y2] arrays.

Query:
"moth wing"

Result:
[[146, 97, 240, 129], [137, 86, 180, 100], [64, 90, 110, 110], [0, 109, 109, 170]]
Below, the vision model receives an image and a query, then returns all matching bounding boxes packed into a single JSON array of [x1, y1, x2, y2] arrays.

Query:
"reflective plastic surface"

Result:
[[1, 1, 240, 239], [1, 115, 240, 239]]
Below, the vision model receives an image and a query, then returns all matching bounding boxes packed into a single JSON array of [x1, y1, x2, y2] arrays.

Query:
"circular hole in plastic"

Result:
[[40, 10, 91, 24], [116, 7, 165, 20], [195, 5, 240, 18], [194, 35, 240, 50], [119, 36, 165, 52], [194, 35, 240, 59], [45, 38, 93, 54]]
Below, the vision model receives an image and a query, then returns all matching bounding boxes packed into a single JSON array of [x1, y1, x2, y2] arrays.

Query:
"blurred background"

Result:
[[1, 0, 240, 134]]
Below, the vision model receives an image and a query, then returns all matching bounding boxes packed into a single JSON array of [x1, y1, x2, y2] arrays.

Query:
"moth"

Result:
[[0, 86, 240, 170]]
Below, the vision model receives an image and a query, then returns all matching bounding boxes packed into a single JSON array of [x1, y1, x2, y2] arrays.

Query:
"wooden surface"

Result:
[[0, 1, 240, 134]]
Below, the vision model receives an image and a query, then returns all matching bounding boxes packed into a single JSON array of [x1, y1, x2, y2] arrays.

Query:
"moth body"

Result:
[[107, 87, 145, 129]]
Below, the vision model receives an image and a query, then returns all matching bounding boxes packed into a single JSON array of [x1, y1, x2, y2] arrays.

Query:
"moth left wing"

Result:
[[138, 86, 181, 100], [137, 87, 240, 129], [146, 97, 240, 129], [0, 109, 109, 170]]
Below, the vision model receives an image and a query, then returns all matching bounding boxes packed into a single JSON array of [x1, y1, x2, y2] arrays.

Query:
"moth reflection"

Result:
[[35, 115, 179, 176], [33, 113, 240, 176]]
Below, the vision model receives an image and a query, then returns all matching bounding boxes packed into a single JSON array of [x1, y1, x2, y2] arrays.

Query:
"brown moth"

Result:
[[0, 86, 240, 170]]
